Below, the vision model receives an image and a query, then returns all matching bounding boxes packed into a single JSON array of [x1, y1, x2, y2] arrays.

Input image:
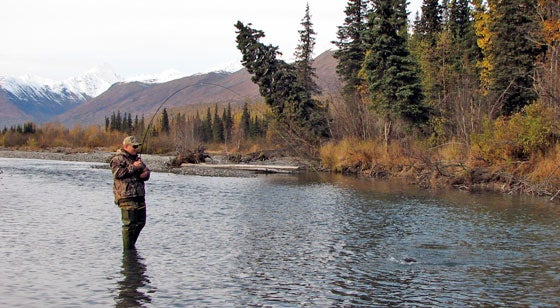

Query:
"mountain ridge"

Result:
[[1, 50, 340, 128]]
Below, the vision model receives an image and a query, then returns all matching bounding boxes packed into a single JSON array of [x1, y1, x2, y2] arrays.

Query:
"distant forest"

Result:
[[2, 0, 560, 195]]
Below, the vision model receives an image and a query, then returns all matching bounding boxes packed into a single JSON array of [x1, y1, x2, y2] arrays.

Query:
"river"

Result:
[[0, 157, 559, 307]]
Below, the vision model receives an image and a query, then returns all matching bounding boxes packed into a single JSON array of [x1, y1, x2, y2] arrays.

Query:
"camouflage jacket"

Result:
[[110, 149, 151, 205]]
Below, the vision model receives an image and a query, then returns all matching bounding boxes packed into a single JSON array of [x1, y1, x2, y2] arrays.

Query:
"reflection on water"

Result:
[[115, 249, 154, 307], [0, 158, 559, 306]]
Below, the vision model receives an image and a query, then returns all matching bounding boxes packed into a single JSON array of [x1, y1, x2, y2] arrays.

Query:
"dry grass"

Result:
[[320, 138, 415, 174], [529, 144, 560, 188]]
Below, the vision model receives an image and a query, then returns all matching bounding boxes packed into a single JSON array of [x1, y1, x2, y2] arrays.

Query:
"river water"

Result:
[[0, 157, 559, 307]]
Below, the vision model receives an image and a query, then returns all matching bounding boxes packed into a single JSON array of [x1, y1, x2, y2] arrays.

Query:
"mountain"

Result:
[[57, 70, 261, 126], [2, 50, 340, 128], [57, 50, 340, 127], [0, 64, 122, 127]]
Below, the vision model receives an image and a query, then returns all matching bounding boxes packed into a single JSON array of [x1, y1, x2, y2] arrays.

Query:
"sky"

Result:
[[0, 0, 422, 80]]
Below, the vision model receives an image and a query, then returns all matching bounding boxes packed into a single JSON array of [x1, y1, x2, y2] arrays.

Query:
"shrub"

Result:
[[471, 102, 557, 164]]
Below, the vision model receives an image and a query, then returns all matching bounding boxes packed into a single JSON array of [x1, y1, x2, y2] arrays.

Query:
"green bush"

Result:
[[472, 102, 557, 163]]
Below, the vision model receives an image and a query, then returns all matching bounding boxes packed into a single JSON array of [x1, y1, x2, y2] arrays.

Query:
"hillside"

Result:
[[57, 50, 340, 127]]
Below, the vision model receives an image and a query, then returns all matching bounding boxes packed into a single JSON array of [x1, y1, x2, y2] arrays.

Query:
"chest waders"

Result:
[[120, 200, 146, 250]]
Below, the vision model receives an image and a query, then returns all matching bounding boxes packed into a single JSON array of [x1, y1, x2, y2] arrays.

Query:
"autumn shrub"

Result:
[[143, 134, 175, 154], [528, 143, 560, 189], [470, 102, 558, 164], [2, 132, 29, 147], [428, 139, 469, 163], [319, 138, 407, 174]]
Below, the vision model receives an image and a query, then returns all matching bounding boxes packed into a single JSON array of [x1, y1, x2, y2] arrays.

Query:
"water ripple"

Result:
[[0, 158, 559, 306]]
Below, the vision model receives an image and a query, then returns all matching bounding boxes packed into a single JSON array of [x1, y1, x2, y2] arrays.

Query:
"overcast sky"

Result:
[[1, 0, 422, 80]]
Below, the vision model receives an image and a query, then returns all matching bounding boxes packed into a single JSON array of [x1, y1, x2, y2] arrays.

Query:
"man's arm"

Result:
[[111, 156, 142, 179], [140, 165, 150, 181]]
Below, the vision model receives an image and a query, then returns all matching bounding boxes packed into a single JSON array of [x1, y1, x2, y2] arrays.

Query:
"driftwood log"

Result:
[[168, 147, 210, 167]]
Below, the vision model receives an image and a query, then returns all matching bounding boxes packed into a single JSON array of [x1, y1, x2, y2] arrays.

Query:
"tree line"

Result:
[[3, 0, 560, 188], [1, 102, 269, 153], [234, 0, 560, 192], [103, 103, 267, 144]]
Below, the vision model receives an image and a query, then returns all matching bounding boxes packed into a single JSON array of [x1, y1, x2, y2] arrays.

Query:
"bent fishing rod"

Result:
[[137, 80, 324, 175], [139, 82, 244, 154]]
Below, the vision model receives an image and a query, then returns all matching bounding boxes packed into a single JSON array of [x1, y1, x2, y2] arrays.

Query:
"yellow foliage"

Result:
[[472, 0, 494, 95], [435, 141, 469, 162], [319, 138, 410, 174], [529, 144, 560, 187], [470, 102, 557, 164]]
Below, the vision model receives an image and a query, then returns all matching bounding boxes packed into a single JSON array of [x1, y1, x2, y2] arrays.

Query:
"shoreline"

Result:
[[0, 149, 304, 177], [2, 148, 558, 202]]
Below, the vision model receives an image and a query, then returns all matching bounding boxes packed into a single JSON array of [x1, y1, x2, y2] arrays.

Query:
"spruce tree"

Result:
[[160, 108, 170, 134], [488, 0, 542, 115], [202, 108, 213, 142], [223, 103, 234, 142], [416, 0, 442, 45], [127, 113, 133, 133], [294, 3, 321, 95], [193, 111, 203, 141], [134, 115, 139, 134], [116, 111, 122, 132], [363, 0, 429, 125], [235, 21, 330, 141], [212, 105, 224, 143], [140, 115, 145, 136], [333, 0, 370, 95], [241, 102, 251, 138]]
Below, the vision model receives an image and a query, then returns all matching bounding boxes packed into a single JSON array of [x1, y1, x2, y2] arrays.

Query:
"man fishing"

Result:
[[110, 136, 151, 250]]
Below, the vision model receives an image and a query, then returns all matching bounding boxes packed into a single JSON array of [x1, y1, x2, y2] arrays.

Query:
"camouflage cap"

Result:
[[123, 136, 142, 146]]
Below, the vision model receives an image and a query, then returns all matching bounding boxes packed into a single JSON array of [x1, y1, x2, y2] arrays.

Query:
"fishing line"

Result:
[[140, 81, 244, 152], [139, 80, 323, 175]]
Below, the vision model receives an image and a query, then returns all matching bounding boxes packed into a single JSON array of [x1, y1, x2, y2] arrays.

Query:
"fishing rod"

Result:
[[138, 80, 323, 175], [140, 81, 244, 154]]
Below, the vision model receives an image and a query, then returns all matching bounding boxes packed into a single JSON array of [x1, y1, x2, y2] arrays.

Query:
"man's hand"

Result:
[[133, 159, 144, 170], [140, 169, 150, 179]]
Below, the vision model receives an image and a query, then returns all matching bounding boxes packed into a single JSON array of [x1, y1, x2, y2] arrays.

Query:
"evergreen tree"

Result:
[[127, 113, 133, 133], [294, 3, 321, 95], [235, 21, 330, 142], [121, 112, 128, 132], [193, 111, 203, 142], [333, 0, 373, 140], [134, 115, 139, 133], [110, 112, 117, 131], [363, 0, 429, 125], [116, 111, 122, 132], [105, 117, 110, 132], [333, 0, 370, 95], [212, 105, 224, 143], [250, 116, 260, 138], [488, 0, 543, 115], [223, 103, 234, 142], [416, 0, 442, 45], [161, 108, 170, 134], [202, 107, 213, 142], [241, 102, 251, 138], [22, 122, 35, 134], [140, 115, 146, 136]]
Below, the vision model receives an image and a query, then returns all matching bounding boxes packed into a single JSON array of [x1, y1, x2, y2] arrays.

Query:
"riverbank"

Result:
[[1, 148, 558, 201], [0, 148, 309, 177]]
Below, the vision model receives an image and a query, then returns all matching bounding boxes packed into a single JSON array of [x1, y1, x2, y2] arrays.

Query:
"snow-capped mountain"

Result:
[[0, 64, 123, 126], [203, 59, 244, 74], [65, 63, 123, 97], [1, 64, 122, 100], [125, 69, 187, 84]]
